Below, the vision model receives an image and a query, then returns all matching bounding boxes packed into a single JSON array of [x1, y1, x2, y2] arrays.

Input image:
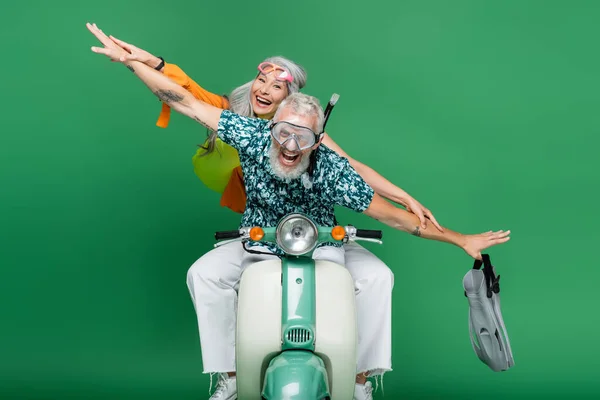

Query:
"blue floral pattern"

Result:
[[217, 110, 374, 254]]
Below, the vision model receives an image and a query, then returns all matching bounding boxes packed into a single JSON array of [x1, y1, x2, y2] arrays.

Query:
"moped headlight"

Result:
[[276, 214, 318, 256]]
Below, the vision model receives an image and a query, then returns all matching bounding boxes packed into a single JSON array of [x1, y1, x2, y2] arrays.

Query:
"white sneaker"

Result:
[[209, 373, 237, 400], [354, 381, 373, 400]]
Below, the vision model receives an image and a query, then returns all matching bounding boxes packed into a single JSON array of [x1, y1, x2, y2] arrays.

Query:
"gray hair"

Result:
[[273, 92, 325, 134], [200, 56, 307, 154]]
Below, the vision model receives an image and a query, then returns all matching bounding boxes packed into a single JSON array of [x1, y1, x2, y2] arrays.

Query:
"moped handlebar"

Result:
[[213, 225, 383, 248], [344, 226, 383, 244], [355, 229, 383, 240], [215, 230, 242, 240]]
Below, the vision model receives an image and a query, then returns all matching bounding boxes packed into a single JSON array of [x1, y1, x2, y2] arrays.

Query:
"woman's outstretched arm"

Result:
[[363, 193, 510, 260], [322, 133, 443, 230], [102, 29, 229, 128], [87, 22, 221, 131]]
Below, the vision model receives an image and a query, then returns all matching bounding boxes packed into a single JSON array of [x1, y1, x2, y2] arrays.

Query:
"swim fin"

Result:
[[463, 254, 514, 372]]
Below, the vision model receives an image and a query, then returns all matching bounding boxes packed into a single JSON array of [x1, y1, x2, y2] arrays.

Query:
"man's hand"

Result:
[[462, 230, 511, 260], [364, 193, 511, 259]]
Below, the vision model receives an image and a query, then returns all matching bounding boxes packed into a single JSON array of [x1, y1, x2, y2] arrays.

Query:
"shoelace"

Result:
[[210, 373, 231, 398], [357, 381, 373, 398]]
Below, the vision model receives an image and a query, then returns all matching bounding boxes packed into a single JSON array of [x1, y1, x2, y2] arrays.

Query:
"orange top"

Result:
[[156, 63, 247, 213], [220, 165, 246, 214], [156, 63, 230, 128]]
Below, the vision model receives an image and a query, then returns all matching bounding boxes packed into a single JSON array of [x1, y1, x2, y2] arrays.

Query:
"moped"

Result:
[[214, 212, 383, 399]]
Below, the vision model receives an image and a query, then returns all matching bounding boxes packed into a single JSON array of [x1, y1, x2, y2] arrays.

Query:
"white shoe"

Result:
[[209, 373, 237, 400], [354, 381, 373, 400]]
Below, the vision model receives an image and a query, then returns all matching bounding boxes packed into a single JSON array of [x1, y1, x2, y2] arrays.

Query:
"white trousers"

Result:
[[186, 241, 394, 376]]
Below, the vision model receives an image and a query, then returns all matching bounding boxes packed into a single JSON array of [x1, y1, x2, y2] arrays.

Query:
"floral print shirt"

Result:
[[217, 110, 374, 254]]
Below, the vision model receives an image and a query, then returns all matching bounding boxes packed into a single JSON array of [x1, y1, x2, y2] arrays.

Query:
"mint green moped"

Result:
[[214, 212, 383, 399]]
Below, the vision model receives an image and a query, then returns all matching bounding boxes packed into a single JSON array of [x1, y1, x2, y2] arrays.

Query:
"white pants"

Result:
[[186, 241, 394, 376]]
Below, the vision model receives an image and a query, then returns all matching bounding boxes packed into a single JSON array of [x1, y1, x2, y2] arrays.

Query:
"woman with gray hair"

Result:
[[87, 22, 440, 400]]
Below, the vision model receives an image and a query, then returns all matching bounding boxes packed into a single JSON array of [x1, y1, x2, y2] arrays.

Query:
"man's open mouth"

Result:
[[280, 150, 300, 165]]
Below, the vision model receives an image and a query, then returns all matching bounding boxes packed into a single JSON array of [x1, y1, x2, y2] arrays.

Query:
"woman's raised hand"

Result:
[[87, 23, 129, 63], [87, 23, 164, 71]]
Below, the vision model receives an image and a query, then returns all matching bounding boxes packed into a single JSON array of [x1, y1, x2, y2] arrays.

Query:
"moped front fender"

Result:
[[262, 351, 330, 400]]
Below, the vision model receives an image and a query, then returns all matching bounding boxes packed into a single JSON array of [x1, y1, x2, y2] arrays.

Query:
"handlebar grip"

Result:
[[355, 229, 383, 239], [215, 230, 241, 240]]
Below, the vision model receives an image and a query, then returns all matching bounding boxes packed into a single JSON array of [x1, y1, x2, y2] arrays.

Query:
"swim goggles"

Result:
[[257, 62, 294, 83], [269, 121, 322, 151]]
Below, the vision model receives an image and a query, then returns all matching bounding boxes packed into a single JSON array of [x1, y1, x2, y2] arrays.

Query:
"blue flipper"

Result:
[[463, 254, 514, 371]]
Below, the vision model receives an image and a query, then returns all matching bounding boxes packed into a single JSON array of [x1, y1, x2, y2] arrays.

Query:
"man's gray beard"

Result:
[[269, 145, 311, 182]]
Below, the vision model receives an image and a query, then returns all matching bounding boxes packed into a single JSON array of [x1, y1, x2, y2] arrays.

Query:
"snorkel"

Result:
[[322, 93, 340, 127], [302, 93, 340, 189]]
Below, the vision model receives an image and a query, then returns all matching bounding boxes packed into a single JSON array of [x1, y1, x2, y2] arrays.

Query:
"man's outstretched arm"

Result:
[[87, 22, 221, 131], [363, 193, 510, 260], [125, 60, 222, 132]]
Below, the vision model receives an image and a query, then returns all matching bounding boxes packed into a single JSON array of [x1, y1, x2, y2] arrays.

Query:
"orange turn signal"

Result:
[[331, 226, 346, 241], [249, 227, 265, 241]]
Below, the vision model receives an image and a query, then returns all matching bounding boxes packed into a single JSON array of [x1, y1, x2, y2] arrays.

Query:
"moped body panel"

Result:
[[236, 260, 282, 400], [281, 257, 316, 351], [236, 258, 357, 399]]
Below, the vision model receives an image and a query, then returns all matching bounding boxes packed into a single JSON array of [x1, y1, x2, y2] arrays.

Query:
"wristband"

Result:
[[155, 57, 165, 71]]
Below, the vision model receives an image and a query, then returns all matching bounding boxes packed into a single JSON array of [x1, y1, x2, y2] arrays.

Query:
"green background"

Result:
[[1, 0, 598, 398]]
